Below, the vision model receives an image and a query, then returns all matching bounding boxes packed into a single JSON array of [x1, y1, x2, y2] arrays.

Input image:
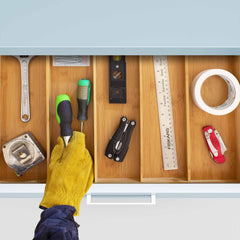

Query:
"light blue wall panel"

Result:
[[0, 0, 239, 55]]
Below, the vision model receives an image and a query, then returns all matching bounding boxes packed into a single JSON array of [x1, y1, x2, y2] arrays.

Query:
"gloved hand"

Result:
[[40, 131, 94, 216]]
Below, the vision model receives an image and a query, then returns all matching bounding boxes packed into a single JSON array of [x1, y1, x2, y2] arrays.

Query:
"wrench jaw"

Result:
[[14, 56, 34, 123]]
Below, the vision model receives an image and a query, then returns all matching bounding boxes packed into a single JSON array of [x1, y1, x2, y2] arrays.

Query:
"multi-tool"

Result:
[[105, 116, 136, 162]]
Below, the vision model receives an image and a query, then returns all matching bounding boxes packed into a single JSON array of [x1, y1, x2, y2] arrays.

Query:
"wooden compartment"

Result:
[[0, 56, 94, 182], [140, 56, 240, 183], [0, 56, 48, 182], [49, 57, 94, 155], [139, 56, 188, 182], [0, 55, 240, 183], [93, 56, 140, 183], [186, 56, 240, 182]]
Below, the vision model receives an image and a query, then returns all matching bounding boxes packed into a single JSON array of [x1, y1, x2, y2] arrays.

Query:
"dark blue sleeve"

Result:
[[33, 205, 79, 240]]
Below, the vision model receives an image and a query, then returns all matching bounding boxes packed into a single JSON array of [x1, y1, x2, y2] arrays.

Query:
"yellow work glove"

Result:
[[40, 131, 94, 216]]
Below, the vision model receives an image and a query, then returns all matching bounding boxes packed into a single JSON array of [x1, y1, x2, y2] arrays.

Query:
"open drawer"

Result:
[[0, 56, 240, 184]]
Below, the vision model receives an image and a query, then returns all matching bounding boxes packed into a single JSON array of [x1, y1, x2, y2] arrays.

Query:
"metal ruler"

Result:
[[153, 56, 178, 170]]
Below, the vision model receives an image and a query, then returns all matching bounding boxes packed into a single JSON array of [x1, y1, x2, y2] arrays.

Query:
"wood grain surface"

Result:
[[0, 56, 47, 182], [140, 56, 187, 182], [1, 55, 240, 183], [188, 56, 238, 181], [94, 56, 140, 182], [50, 57, 94, 157]]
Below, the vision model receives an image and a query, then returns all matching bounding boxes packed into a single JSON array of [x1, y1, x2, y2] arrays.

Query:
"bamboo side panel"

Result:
[[232, 56, 240, 181]]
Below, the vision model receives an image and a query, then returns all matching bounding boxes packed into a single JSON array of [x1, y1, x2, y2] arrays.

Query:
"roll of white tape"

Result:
[[191, 69, 240, 115]]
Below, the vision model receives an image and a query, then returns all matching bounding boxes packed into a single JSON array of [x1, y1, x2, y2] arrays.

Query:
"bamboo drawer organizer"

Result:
[[0, 56, 240, 183]]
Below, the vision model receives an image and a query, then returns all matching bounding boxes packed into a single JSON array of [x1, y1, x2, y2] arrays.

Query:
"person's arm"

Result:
[[33, 206, 79, 240], [33, 132, 94, 240]]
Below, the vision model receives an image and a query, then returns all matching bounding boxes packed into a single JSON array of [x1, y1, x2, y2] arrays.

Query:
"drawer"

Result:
[[0, 56, 239, 184]]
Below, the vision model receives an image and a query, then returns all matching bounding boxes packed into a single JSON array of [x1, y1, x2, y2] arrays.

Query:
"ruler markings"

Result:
[[153, 56, 178, 170]]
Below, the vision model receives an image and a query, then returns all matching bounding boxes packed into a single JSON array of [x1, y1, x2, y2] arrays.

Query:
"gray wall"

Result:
[[0, 198, 240, 239]]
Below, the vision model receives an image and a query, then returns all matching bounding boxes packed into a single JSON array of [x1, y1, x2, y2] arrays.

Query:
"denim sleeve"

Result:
[[33, 205, 79, 240]]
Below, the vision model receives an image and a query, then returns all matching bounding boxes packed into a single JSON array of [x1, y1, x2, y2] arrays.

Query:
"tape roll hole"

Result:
[[200, 75, 229, 107]]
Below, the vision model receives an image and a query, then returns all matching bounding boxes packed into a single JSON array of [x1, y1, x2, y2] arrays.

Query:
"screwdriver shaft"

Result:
[[63, 136, 71, 147], [80, 121, 83, 132]]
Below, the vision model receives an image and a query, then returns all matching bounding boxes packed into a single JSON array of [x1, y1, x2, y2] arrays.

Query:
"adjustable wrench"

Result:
[[14, 56, 34, 122]]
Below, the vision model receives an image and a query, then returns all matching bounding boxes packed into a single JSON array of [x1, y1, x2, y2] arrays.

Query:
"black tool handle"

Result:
[[77, 99, 88, 121], [105, 116, 128, 158], [57, 100, 73, 138], [114, 120, 136, 162], [77, 80, 90, 122]]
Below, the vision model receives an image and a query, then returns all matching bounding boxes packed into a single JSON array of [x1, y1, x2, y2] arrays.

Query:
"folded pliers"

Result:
[[105, 116, 136, 162]]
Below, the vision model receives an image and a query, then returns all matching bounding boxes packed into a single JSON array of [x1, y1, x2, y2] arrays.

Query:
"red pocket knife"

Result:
[[203, 126, 227, 164]]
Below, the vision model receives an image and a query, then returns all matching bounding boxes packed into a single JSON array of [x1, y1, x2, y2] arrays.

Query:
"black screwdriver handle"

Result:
[[77, 99, 88, 121], [77, 79, 91, 121], [56, 95, 73, 138]]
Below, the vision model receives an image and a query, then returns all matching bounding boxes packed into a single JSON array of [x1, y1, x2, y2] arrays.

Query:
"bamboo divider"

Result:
[[46, 56, 51, 168], [185, 56, 191, 182], [93, 56, 98, 182]]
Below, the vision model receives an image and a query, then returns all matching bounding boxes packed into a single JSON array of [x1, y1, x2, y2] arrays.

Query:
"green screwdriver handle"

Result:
[[56, 94, 73, 140], [77, 79, 91, 121]]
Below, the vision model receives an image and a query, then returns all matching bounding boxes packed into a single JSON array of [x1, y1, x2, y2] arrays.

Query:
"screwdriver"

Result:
[[56, 94, 73, 146], [77, 79, 91, 132]]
